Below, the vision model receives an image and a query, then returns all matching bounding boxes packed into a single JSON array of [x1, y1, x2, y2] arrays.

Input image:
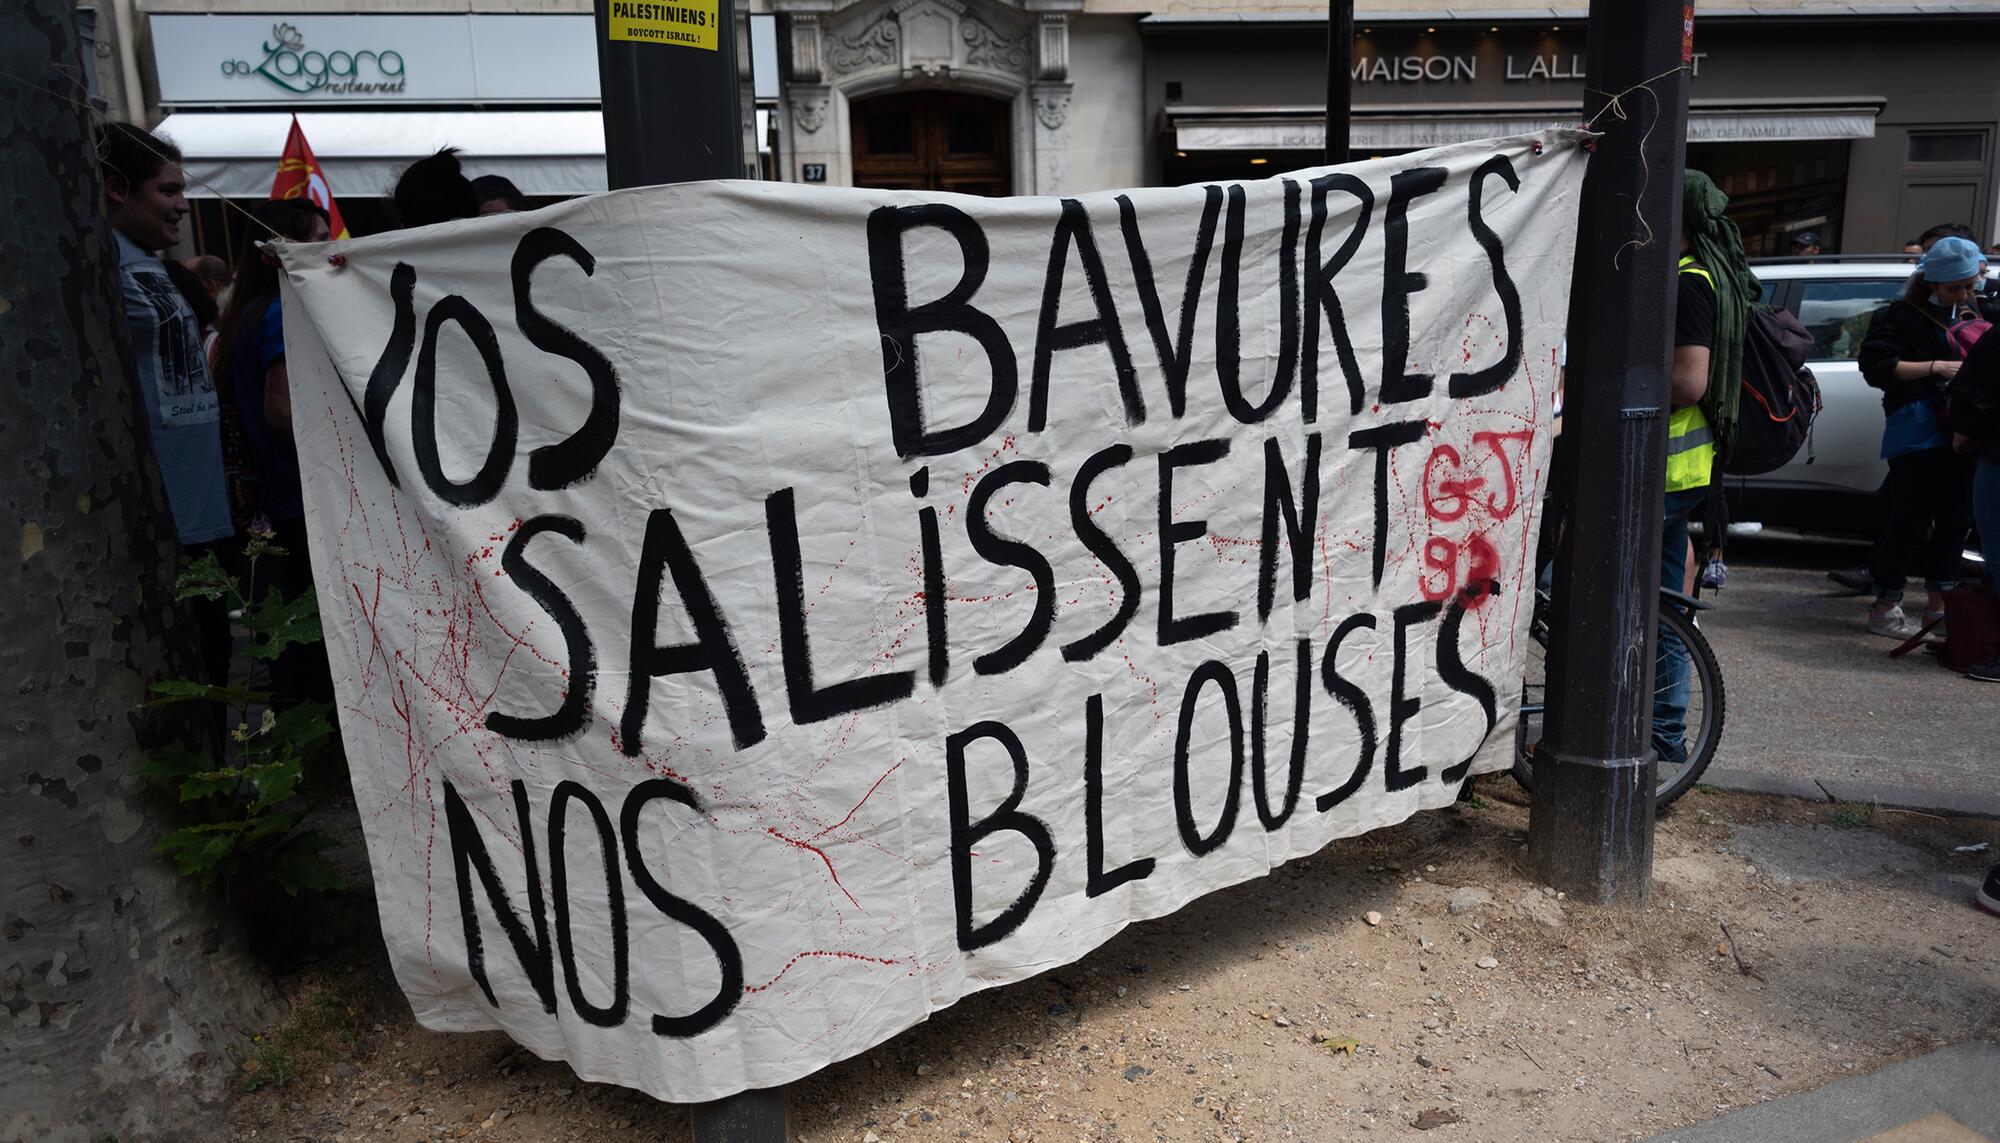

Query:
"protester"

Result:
[[1942, 332, 2000, 914], [1946, 329, 2000, 680], [1917, 223, 1978, 252], [212, 199, 335, 704], [1903, 239, 1925, 257], [160, 258, 259, 535], [1659, 171, 1755, 764], [100, 122, 236, 690], [472, 173, 532, 216], [1790, 231, 1823, 257], [1855, 236, 1983, 639], [393, 147, 479, 228], [184, 253, 231, 305]]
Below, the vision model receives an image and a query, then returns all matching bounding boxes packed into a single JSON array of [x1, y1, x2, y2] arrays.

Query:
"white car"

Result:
[[1734, 257, 1998, 531]]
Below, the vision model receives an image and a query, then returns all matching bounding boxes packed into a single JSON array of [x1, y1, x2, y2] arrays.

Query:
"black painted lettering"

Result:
[[359, 261, 417, 486], [622, 778, 742, 1037], [1347, 420, 1428, 590], [867, 204, 1018, 458], [486, 515, 593, 743], [768, 487, 916, 720], [1317, 613, 1379, 813], [1436, 593, 1498, 784], [1084, 694, 1154, 896], [1385, 600, 1443, 791], [1449, 156, 1524, 399], [443, 779, 556, 1014], [920, 510, 949, 688], [622, 508, 766, 754], [1258, 433, 1322, 622], [947, 721, 1055, 951], [1213, 183, 1298, 424], [966, 461, 1056, 675], [1381, 166, 1449, 405], [512, 228, 621, 489], [1173, 660, 1245, 856], [1249, 639, 1311, 830], [1031, 198, 1143, 431], [1158, 439, 1238, 646], [413, 295, 517, 507], [548, 780, 628, 1027], [1117, 187, 1222, 420], [1062, 445, 1140, 662], [1304, 174, 1374, 420]]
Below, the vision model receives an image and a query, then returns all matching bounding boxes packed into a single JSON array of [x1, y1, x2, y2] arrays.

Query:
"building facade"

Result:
[[84, 0, 2000, 255], [1138, 5, 2000, 253]]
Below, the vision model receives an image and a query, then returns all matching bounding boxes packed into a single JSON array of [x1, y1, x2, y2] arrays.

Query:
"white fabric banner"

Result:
[[278, 129, 1588, 1104]]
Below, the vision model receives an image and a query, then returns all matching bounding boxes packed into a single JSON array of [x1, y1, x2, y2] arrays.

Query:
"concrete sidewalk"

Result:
[[1692, 546, 1999, 820], [1640, 1041, 2000, 1143]]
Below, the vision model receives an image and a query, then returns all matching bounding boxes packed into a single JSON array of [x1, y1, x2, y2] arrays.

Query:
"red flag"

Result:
[[270, 115, 349, 239]]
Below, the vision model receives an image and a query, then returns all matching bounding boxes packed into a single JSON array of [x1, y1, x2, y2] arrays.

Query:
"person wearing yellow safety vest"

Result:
[[1659, 245, 1718, 771], [1657, 172, 1756, 772]]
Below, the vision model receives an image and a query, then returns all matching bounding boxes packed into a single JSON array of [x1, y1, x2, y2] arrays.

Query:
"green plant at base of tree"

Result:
[[139, 535, 347, 896], [239, 979, 366, 1091]]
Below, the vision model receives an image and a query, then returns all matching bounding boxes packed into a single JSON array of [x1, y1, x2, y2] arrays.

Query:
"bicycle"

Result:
[[1510, 586, 1727, 809]]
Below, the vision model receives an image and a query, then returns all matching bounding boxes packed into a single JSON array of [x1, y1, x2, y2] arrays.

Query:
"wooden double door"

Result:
[[851, 92, 1011, 196]]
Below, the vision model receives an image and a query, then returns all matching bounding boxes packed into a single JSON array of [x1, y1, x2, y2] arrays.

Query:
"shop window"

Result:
[[1795, 278, 1904, 361], [1908, 132, 1983, 164]]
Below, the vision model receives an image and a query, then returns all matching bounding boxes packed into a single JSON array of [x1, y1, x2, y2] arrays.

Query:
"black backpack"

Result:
[[1722, 305, 1821, 476]]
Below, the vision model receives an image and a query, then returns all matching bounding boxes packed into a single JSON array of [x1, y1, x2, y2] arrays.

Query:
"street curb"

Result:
[[1697, 768, 1828, 803], [1697, 768, 2000, 820], [1637, 1040, 2000, 1143], [1817, 778, 2000, 821]]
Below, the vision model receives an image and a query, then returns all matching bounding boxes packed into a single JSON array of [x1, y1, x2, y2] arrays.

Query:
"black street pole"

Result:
[[1325, 0, 1353, 163], [592, 2, 780, 1136], [595, 0, 745, 188], [1527, 0, 1691, 905]]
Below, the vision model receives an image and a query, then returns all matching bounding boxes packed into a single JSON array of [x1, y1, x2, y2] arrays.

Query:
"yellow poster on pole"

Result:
[[607, 0, 719, 51]]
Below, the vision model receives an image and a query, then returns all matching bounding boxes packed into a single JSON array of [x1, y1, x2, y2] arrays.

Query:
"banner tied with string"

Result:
[[276, 128, 1589, 1103]]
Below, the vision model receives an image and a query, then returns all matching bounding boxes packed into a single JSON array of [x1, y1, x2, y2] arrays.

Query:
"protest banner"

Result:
[[277, 129, 1589, 1103]]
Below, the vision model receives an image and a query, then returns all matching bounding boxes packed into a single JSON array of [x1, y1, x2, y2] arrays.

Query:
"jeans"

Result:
[[1654, 487, 1708, 766], [1872, 446, 1974, 603]]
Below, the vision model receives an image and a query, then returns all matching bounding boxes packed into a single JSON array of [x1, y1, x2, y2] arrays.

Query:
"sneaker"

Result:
[[1701, 558, 1728, 590], [1969, 660, 2000, 683], [1828, 567, 1872, 594], [1979, 864, 2000, 917], [1867, 604, 1922, 639]]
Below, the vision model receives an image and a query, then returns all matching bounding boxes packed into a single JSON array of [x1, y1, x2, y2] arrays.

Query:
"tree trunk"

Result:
[[0, 4, 276, 1139]]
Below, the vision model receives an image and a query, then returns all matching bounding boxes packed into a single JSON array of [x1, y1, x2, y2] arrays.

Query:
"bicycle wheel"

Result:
[[1511, 594, 1726, 809]]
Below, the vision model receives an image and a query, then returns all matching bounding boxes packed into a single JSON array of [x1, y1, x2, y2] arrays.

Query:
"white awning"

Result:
[[157, 111, 607, 199], [1170, 102, 1882, 152]]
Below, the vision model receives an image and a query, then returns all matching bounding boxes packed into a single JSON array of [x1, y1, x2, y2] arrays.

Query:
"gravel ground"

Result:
[[229, 783, 2000, 1143]]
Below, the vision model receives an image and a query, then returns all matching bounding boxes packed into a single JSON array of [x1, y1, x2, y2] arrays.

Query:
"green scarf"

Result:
[[1681, 170, 1760, 458]]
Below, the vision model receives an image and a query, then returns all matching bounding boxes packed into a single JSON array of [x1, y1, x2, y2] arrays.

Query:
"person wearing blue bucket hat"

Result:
[[1855, 234, 1988, 640]]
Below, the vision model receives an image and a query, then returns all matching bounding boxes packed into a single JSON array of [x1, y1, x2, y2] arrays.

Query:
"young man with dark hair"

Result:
[[99, 122, 236, 688]]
